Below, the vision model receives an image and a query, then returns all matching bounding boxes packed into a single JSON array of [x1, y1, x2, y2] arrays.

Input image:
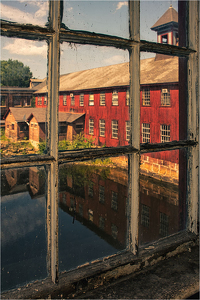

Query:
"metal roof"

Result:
[[35, 56, 179, 95], [151, 5, 178, 30]]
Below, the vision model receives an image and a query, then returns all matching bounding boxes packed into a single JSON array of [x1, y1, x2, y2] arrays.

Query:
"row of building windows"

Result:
[[89, 119, 170, 143], [37, 88, 170, 107]]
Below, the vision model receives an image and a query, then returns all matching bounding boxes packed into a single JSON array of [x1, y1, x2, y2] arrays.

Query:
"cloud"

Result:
[[103, 55, 128, 65], [3, 39, 47, 58], [1, 2, 48, 25], [116, 1, 128, 11]]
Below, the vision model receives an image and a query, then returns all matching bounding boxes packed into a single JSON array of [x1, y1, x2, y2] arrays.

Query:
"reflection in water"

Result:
[[1, 161, 181, 291]]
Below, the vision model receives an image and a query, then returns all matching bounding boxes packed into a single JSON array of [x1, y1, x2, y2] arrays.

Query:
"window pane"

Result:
[[1, 166, 48, 291], [139, 149, 186, 246], [59, 156, 128, 272], [63, 0, 129, 38], [1, 1, 48, 26], [58, 44, 129, 150], [140, 1, 178, 45], [140, 52, 180, 143], [1, 37, 48, 157]]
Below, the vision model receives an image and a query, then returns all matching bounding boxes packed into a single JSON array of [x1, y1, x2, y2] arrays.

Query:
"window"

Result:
[[142, 123, 150, 143], [1, 1, 199, 296], [161, 34, 168, 44], [79, 93, 84, 106], [37, 97, 42, 106], [63, 95, 67, 106], [141, 205, 150, 228], [142, 88, 150, 106], [89, 119, 94, 135], [89, 94, 94, 106], [88, 181, 94, 197], [112, 90, 118, 105], [160, 125, 170, 142], [70, 93, 75, 106], [99, 216, 105, 230], [112, 120, 118, 139], [126, 121, 130, 141], [99, 185, 105, 204], [44, 96, 47, 105], [11, 124, 14, 130], [100, 92, 105, 105], [161, 89, 170, 106], [111, 191, 118, 211], [126, 89, 130, 106], [99, 119, 105, 137]]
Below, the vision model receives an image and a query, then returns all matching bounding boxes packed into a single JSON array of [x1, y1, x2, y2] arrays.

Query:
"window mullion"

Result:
[[129, 0, 140, 254], [187, 0, 199, 234], [47, 0, 60, 284]]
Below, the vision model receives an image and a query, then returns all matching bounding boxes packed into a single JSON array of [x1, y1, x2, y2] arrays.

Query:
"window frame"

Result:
[[161, 88, 170, 106], [142, 88, 150, 106], [99, 119, 105, 137], [111, 120, 118, 139], [79, 93, 84, 106], [160, 124, 170, 143], [1, 0, 199, 295], [112, 90, 118, 106], [89, 118, 94, 135], [89, 93, 94, 106], [142, 123, 150, 143], [100, 92, 106, 105]]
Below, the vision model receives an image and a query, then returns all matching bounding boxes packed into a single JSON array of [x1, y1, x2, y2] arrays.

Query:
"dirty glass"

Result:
[[59, 156, 128, 272], [1, 166, 48, 292], [140, 52, 180, 143], [58, 44, 130, 151], [139, 149, 186, 246], [1, 37, 48, 158], [62, 0, 129, 39], [140, 1, 178, 45], [0, 1, 48, 26]]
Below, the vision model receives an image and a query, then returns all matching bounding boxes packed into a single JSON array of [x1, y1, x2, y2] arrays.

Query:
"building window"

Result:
[[159, 212, 169, 237], [111, 224, 118, 239], [63, 95, 67, 106], [112, 120, 118, 139], [99, 185, 105, 204], [88, 209, 94, 222], [112, 90, 118, 105], [142, 123, 150, 143], [99, 216, 105, 230], [142, 88, 150, 106], [89, 94, 94, 106], [37, 97, 42, 106], [161, 88, 170, 106], [88, 181, 94, 197], [70, 93, 75, 106], [89, 119, 94, 135], [100, 92, 105, 106], [11, 124, 14, 130], [111, 191, 118, 211], [126, 121, 130, 141], [44, 96, 47, 105], [79, 93, 84, 106], [161, 34, 168, 44], [99, 119, 105, 137], [141, 205, 150, 228], [160, 125, 170, 142], [126, 89, 130, 106]]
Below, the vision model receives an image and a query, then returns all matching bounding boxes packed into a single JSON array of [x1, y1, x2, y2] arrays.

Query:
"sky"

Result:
[[1, 0, 178, 79]]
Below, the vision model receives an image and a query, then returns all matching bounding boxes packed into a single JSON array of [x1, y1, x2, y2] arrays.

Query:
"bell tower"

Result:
[[151, 5, 178, 46]]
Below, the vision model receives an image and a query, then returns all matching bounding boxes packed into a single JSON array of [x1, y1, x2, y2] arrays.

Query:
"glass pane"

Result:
[[1, 166, 48, 291], [59, 156, 128, 272], [56, 44, 130, 151], [140, 1, 178, 45], [140, 52, 180, 143], [63, 0, 129, 38], [1, 37, 48, 157], [139, 149, 186, 246], [1, 1, 48, 26]]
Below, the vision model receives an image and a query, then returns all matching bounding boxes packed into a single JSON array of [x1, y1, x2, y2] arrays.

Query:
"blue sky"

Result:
[[1, 1, 178, 79]]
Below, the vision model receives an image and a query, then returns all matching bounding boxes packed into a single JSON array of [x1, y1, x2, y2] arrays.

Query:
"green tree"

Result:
[[1, 59, 32, 87]]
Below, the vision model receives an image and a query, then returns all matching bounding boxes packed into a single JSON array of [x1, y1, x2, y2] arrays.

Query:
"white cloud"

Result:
[[116, 1, 128, 11], [3, 39, 47, 57], [103, 55, 128, 65], [1, 2, 48, 25]]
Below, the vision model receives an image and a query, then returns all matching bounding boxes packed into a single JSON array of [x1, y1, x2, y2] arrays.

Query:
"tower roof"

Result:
[[151, 5, 178, 31]]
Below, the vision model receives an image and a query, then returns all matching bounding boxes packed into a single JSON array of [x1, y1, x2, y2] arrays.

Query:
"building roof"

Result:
[[27, 110, 85, 123], [151, 5, 178, 30], [35, 56, 178, 95], [3, 107, 46, 122]]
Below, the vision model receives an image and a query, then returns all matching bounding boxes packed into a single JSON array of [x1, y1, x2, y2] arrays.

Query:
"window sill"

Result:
[[1, 231, 198, 299]]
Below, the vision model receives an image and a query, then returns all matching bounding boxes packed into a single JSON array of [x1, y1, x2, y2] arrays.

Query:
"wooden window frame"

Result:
[[99, 119, 105, 137], [1, 1, 199, 296], [142, 123, 150, 143]]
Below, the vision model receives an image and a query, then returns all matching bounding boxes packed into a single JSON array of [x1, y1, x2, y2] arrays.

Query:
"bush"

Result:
[[38, 141, 46, 154]]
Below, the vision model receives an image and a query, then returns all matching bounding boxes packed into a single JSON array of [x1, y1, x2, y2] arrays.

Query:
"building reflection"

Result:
[[1, 163, 181, 249]]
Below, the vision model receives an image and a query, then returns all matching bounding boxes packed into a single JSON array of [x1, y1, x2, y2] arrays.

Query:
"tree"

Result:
[[1, 59, 32, 87]]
